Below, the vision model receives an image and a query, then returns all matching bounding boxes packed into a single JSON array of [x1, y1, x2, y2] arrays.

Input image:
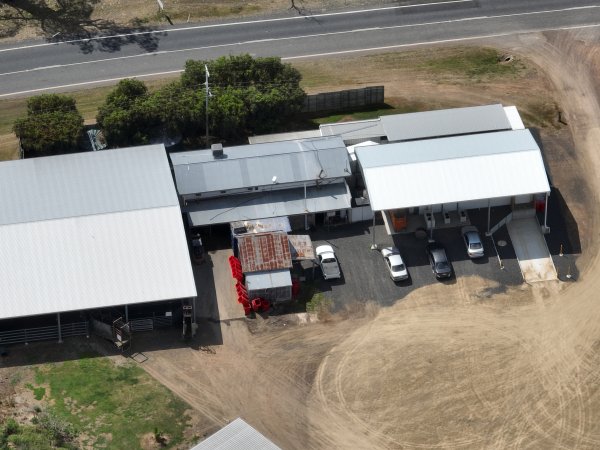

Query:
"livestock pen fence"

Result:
[[303, 86, 385, 114], [0, 321, 89, 345]]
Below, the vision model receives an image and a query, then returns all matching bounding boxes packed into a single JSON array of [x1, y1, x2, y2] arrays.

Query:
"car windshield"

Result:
[[470, 242, 483, 250], [392, 264, 405, 272], [322, 257, 336, 264], [435, 262, 449, 271]]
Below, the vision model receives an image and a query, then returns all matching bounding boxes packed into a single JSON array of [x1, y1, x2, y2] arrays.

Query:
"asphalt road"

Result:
[[1, 0, 600, 97]]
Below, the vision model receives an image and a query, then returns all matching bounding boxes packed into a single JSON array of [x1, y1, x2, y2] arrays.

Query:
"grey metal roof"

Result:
[[0, 145, 178, 227], [380, 104, 511, 142], [0, 145, 197, 320], [190, 418, 281, 450], [356, 129, 539, 169], [170, 137, 350, 195], [248, 130, 321, 144], [320, 118, 385, 140], [245, 269, 292, 291], [187, 182, 351, 227]]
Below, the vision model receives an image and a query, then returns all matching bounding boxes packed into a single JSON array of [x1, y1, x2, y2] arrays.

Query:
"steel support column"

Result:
[[371, 214, 377, 249], [57, 313, 63, 343], [487, 199, 491, 234], [544, 192, 549, 230]]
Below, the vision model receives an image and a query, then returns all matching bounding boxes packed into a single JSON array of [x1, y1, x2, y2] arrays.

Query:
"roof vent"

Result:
[[211, 143, 224, 158]]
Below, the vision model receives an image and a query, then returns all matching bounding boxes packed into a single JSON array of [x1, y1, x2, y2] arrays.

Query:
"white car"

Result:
[[381, 247, 409, 281], [315, 245, 341, 280]]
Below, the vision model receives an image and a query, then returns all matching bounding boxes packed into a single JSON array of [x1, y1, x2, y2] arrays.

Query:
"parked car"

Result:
[[315, 245, 341, 280], [381, 247, 409, 281], [461, 226, 484, 259], [426, 242, 453, 279], [190, 236, 205, 264]]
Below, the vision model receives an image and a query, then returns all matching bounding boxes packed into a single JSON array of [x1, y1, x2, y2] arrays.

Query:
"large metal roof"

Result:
[[380, 104, 512, 142], [356, 129, 550, 211], [190, 418, 281, 450], [170, 136, 350, 195], [187, 182, 351, 227], [0, 145, 197, 320], [0, 145, 177, 226]]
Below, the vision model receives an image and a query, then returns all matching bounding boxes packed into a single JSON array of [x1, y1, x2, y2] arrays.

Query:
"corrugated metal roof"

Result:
[[320, 119, 385, 141], [288, 234, 315, 260], [0, 145, 177, 226], [248, 130, 321, 144], [356, 130, 550, 211], [230, 217, 291, 235], [170, 137, 350, 195], [245, 270, 292, 291], [0, 145, 197, 320], [190, 418, 281, 450], [187, 182, 351, 227], [380, 104, 512, 142], [237, 232, 292, 273]]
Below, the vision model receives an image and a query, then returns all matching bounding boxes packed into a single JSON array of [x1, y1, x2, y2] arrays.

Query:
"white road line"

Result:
[[282, 22, 600, 60], [1, 21, 600, 98], [0, 5, 598, 78], [0, 0, 473, 53]]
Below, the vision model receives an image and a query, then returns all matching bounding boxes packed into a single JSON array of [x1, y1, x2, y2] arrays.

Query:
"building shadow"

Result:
[[543, 187, 581, 256]]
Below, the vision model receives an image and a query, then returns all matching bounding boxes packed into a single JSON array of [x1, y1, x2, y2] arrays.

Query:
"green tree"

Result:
[[96, 78, 162, 146], [181, 55, 306, 140], [13, 94, 84, 156]]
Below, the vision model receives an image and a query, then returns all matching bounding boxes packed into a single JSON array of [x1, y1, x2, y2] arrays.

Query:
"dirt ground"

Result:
[[2, 29, 600, 449], [135, 30, 600, 449]]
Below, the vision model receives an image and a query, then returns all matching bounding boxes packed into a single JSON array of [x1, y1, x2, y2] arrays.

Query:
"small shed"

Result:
[[236, 231, 293, 303], [245, 270, 293, 303]]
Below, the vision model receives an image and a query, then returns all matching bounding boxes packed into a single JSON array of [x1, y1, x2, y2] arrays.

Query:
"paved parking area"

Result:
[[306, 213, 523, 309]]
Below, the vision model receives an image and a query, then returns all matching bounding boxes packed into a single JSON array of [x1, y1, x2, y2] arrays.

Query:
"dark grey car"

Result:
[[426, 242, 453, 279]]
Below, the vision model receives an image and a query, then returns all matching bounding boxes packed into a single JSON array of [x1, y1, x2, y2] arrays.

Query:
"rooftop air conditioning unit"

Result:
[[211, 143, 224, 158]]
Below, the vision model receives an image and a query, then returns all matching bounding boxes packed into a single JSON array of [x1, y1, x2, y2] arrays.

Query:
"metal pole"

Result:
[[57, 313, 63, 343], [205, 65, 210, 149], [304, 183, 309, 230], [125, 304, 129, 323], [371, 213, 377, 249], [487, 199, 491, 234], [543, 192, 549, 230], [192, 297, 197, 324]]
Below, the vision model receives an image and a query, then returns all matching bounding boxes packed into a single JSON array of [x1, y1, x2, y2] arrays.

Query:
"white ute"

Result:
[[315, 245, 341, 280]]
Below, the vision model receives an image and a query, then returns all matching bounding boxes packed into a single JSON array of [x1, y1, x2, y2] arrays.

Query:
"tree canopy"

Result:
[[97, 55, 306, 147], [96, 78, 163, 147], [13, 94, 84, 156]]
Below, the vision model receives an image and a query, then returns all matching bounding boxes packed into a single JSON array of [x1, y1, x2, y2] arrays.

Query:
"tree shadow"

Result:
[[0, 0, 163, 54]]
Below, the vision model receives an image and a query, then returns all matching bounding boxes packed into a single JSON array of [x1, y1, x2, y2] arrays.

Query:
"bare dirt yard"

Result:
[[2, 29, 600, 449], [135, 30, 600, 449]]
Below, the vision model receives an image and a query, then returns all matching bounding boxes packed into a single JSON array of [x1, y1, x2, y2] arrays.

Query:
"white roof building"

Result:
[[0, 145, 197, 320], [191, 418, 281, 450], [355, 129, 550, 212]]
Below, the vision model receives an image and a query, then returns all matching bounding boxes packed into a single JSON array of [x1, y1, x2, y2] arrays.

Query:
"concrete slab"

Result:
[[507, 218, 557, 282]]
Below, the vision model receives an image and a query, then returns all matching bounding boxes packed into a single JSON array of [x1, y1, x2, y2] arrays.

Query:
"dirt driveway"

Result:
[[136, 30, 600, 449]]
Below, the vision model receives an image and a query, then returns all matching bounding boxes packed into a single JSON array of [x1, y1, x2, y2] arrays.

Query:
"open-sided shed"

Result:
[[0, 145, 197, 326], [355, 129, 551, 238]]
